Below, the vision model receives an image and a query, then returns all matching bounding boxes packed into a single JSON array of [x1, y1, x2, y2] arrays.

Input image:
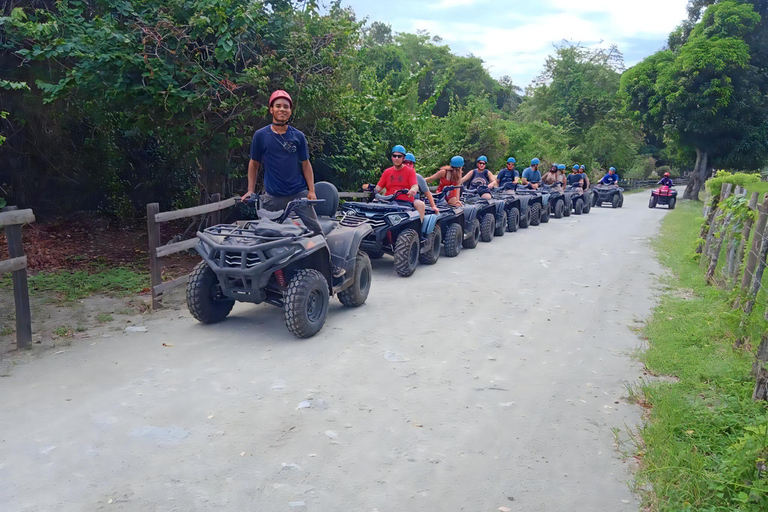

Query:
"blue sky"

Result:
[[339, 0, 690, 88]]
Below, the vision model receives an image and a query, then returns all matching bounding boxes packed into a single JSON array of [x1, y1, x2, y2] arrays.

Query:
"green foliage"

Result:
[[625, 155, 657, 180], [639, 201, 768, 511], [706, 170, 762, 196]]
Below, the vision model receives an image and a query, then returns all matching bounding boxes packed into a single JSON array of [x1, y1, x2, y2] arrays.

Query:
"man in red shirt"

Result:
[[367, 145, 427, 221]]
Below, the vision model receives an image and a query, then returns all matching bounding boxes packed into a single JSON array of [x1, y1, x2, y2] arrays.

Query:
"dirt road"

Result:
[[0, 192, 667, 511]]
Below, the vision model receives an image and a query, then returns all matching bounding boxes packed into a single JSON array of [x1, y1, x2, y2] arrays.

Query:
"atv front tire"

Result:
[[284, 268, 329, 338], [519, 208, 531, 228], [394, 228, 419, 277], [338, 251, 372, 308], [540, 203, 550, 223], [480, 213, 495, 242], [554, 200, 564, 219], [506, 208, 520, 232], [443, 222, 463, 257], [611, 194, 620, 208], [463, 219, 481, 248], [187, 261, 235, 324], [530, 203, 541, 226], [419, 225, 442, 265], [574, 198, 584, 215], [668, 197, 676, 210], [495, 211, 507, 237], [649, 196, 657, 208]]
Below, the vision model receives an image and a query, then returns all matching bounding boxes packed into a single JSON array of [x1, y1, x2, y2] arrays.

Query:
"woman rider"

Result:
[[459, 155, 497, 199], [424, 155, 464, 207], [542, 164, 559, 185]]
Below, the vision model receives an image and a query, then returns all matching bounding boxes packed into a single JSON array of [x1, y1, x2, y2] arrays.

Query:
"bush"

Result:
[[706, 170, 762, 196], [625, 155, 656, 180]]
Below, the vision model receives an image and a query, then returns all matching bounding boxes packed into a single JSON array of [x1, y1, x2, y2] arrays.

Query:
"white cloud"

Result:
[[428, 0, 482, 8]]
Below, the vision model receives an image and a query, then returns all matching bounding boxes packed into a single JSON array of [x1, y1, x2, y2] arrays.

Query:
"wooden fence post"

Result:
[[698, 184, 725, 254], [741, 193, 768, 294], [702, 183, 732, 267], [210, 193, 221, 227], [744, 200, 768, 314], [753, 334, 768, 401], [146, 203, 163, 310], [732, 191, 761, 285], [2, 206, 33, 348], [724, 186, 746, 282]]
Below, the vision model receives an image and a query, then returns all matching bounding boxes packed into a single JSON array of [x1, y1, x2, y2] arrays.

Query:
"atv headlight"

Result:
[[387, 213, 408, 226]]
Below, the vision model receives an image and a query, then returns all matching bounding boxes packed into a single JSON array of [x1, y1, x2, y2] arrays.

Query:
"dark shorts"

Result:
[[473, 186, 491, 196]]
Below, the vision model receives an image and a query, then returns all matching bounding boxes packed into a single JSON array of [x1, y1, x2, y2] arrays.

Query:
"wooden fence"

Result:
[[1, 206, 35, 348], [146, 194, 237, 309], [698, 183, 768, 400]]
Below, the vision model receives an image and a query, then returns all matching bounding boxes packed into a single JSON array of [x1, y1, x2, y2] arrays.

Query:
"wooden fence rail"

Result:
[[0, 206, 34, 348], [146, 194, 236, 309]]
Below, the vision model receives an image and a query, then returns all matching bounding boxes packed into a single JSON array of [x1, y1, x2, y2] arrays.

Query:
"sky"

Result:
[[339, 0, 690, 88]]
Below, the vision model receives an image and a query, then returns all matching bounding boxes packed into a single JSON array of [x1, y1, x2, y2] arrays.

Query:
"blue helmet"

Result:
[[391, 145, 406, 155], [558, 164, 566, 170], [450, 156, 465, 167], [609, 167, 616, 172], [477, 156, 488, 163], [531, 158, 540, 165], [580, 165, 585, 170], [507, 157, 516, 164], [573, 164, 579, 170], [404, 153, 416, 163]]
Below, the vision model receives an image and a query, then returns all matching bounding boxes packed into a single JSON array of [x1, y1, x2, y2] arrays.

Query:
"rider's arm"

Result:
[[459, 171, 473, 185], [425, 190, 439, 211], [488, 171, 498, 188], [375, 169, 391, 194], [301, 160, 316, 200], [247, 159, 261, 196], [424, 168, 446, 183]]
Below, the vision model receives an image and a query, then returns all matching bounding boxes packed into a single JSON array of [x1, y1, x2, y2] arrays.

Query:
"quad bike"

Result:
[[494, 183, 540, 229], [592, 184, 624, 209], [565, 184, 589, 215], [490, 186, 523, 233], [187, 182, 372, 338], [461, 188, 505, 242], [339, 185, 437, 277], [420, 180, 465, 261], [649, 185, 677, 209], [507, 185, 549, 226], [538, 183, 573, 219]]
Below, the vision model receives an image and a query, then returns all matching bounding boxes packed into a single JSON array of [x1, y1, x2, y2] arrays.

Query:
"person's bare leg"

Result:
[[414, 199, 425, 221], [482, 193, 492, 200]]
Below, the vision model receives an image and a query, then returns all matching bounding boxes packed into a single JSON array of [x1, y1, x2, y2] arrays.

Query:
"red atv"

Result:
[[649, 185, 677, 209]]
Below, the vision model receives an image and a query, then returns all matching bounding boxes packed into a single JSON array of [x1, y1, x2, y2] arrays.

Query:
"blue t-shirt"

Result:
[[522, 167, 541, 183], [497, 168, 519, 186], [600, 173, 618, 185], [249, 125, 310, 197]]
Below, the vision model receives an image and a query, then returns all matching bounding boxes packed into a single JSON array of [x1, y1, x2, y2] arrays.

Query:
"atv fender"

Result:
[[421, 214, 439, 236], [325, 224, 373, 290]]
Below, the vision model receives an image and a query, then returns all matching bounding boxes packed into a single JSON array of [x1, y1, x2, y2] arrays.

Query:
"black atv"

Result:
[[461, 188, 505, 243], [505, 184, 547, 226], [186, 182, 372, 338], [565, 184, 589, 215], [421, 181, 465, 261], [339, 187, 425, 277], [490, 186, 523, 234], [592, 184, 624, 209], [538, 184, 571, 219]]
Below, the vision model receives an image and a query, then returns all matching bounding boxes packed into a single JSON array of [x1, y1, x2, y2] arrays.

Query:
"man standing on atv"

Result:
[[496, 157, 519, 188], [522, 158, 542, 189], [460, 156, 497, 199], [658, 172, 673, 187], [599, 167, 620, 185], [424, 156, 464, 207], [243, 90, 322, 235]]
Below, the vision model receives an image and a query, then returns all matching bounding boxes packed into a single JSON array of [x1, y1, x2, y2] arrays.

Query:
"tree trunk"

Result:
[[683, 147, 709, 201]]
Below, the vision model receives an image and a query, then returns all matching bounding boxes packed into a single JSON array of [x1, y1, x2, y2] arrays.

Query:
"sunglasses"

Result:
[[477, 162, 486, 165], [392, 154, 405, 158]]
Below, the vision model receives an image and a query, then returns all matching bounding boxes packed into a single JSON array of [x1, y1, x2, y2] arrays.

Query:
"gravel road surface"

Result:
[[0, 191, 668, 511]]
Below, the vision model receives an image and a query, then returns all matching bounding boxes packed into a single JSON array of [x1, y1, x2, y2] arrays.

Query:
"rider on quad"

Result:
[[365, 145, 429, 222], [460, 156, 497, 199], [599, 167, 620, 185], [522, 158, 542, 189], [424, 155, 464, 207], [542, 164, 559, 185], [658, 172, 673, 187], [496, 157, 520, 188], [404, 152, 440, 213], [244, 89, 322, 235]]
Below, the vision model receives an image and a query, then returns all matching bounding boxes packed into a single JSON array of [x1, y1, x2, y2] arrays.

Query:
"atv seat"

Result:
[[314, 181, 339, 217], [257, 209, 283, 221]]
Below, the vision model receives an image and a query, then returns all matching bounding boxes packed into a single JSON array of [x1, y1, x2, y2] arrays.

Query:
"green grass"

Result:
[[96, 313, 114, 323], [1, 268, 149, 301], [638, 200, 768, 511]]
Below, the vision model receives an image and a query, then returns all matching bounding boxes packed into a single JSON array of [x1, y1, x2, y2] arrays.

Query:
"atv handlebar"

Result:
[[375, 189, 411, 202]]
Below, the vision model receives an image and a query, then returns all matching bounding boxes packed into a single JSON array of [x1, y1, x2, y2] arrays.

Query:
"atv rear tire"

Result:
[[284, 268, 329, 338], [649, 196, 657, 208], [530, 203, 541, 226], [554, 200, 564, 219], [519, 208, 531, 228], [480, 213, 495, 242], [495, 211, 507, 237], [394, 228, 419, 277], [443, 222, 463, 257], [419, 225, 442, 265], [574, 198, 584, 215], [592, 194, 599, 207], [668, 197, 676, 210], [540, 203, 550, 223], [187, 261, 235, 324], [338, 251, 372, 308], [463, 219, 481, 248], [611, 194, 620, 208], [507, 208, 520, 232]]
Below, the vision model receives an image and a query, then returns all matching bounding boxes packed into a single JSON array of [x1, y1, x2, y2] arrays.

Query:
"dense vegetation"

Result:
[[0, 0, 766, 219]]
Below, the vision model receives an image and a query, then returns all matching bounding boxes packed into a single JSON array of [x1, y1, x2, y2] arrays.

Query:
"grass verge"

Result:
[[637, 200, 768, 511], [1, 268, 149, 301]]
